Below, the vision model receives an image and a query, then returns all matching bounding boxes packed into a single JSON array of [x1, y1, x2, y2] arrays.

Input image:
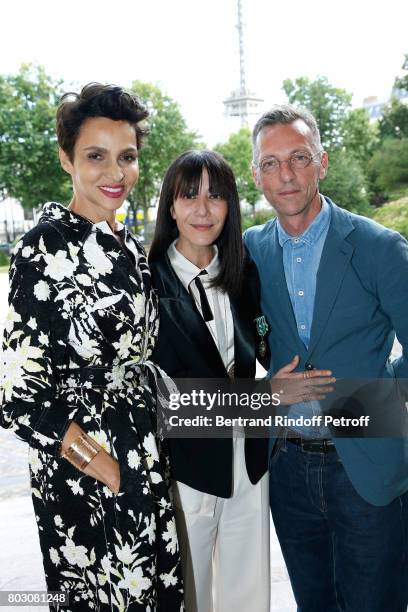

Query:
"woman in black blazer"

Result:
[[149, 150, 271, 612]]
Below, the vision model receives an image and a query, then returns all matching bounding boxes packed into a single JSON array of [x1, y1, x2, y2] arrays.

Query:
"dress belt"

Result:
[[56, 364, 153, 389], [56, 363, 178, 440], [56, 362, 179, 401]]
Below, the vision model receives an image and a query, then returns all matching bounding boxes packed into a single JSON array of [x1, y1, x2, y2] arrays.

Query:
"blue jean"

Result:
[[269, 438, 408, 612]]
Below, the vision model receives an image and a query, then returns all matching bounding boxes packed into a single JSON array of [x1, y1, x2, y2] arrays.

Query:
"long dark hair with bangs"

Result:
[[149, 150, 245, 297]]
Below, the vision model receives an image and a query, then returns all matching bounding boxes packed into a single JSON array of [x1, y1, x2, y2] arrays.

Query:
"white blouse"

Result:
[[167, 240, 234, 374]]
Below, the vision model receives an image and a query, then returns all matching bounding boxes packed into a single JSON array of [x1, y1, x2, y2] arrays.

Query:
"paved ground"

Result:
[[0, 271, 296, 611], [0, 428, 295, 611], [0, 481, 295, 611], [0, 271, 8, 339]]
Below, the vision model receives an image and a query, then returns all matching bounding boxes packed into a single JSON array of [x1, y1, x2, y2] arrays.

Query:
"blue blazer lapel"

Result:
[[307, 201, 355, 357]]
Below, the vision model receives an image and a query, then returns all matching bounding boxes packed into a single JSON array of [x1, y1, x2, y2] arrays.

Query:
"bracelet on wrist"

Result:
[[62, 433, 100, 470]]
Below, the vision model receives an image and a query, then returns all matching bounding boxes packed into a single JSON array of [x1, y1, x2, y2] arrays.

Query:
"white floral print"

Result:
[[49, 547, 61, 567], [114, 542, 135, 565], [0, 202, 183, 611], [33, 279, 51, 301], [83, 235, 113, 277], [43, 250, 77, 282], [61, 539, 91, 568], [117, 567, 151, 598], [66, 478, 84, 495], [87, 430, 111, 453], [162, 519, 179, 555], [127, 449, 141, 470]]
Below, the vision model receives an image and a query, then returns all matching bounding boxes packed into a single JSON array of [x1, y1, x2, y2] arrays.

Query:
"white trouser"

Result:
[[172, 437, 270, 612]]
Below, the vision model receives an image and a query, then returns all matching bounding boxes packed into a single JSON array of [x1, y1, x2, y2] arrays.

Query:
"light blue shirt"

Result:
[[277, 197, 331, 438]]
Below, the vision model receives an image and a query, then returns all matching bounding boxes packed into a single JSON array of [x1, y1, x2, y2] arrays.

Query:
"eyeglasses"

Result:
[[256, 151, 323, 175]]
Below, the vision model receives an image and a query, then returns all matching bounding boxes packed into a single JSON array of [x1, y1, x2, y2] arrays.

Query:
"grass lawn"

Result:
[[0, 266, 9, 274], [371, 196, 408, 239]]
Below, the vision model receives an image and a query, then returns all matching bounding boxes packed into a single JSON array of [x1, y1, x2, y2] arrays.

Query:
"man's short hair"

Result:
[[252, 104, 322, 162]]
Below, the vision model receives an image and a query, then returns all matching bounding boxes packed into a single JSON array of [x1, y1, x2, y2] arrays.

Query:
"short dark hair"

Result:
[[252, 104, 322, 162], [149, 150, 245, 298], [56, 83, 148, 160]]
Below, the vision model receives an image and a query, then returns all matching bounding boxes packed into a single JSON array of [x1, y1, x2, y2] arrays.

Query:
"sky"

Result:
[[1, 0, 407, 146]]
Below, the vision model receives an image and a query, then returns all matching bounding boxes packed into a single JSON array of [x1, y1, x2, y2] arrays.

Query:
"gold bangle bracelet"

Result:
[[62, 433, 100, 471]]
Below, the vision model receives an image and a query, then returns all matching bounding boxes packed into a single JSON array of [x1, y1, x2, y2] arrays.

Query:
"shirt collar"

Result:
[[39, 202, 130, 244], [39, 202, 93, 245], [276, 196, 331, 247], [92, 218, 127, 238], [167, 240, 220, 292]]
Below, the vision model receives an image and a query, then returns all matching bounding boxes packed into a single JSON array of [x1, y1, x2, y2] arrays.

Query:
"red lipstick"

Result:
[[98, 184, 125, 199]]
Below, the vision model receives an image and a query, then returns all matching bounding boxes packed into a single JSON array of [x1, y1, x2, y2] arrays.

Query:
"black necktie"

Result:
[[190, 270, 213, 322]]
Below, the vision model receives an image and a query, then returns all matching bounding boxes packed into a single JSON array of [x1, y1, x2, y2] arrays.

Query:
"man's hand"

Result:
[[271, 355, 335, 405]]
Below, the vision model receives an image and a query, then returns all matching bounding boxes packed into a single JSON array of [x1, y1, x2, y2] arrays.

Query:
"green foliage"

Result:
[[282, 76, 352, 149], [342, 108, 379, 162], [242, 207, 275, 231], [367, 138, 408, 196], [214, 127, 260, 208], [394, 53, 408, 92], [281, 76, 380, 214], [384, 186, 408, 202], [0, 251, 9, 266], [322, 149, 370, 214], [371, 197, 408, 238], [381, 52, 408, 142], [378, 99, 408, 140], [131, 81, 200, 212], [0, 64, 71, 210]]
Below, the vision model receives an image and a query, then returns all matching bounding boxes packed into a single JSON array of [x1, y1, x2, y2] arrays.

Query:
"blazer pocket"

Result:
[[171, 480, 217, 517]]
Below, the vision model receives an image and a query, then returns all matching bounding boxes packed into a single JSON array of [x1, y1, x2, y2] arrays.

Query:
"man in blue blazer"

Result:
[[244, 104, 408, 612]]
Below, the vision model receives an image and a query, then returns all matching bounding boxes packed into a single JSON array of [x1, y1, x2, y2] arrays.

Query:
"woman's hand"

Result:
[[84, 449, 120, 495], [61, 422, 120, 494], [271, 355, 336, 405]]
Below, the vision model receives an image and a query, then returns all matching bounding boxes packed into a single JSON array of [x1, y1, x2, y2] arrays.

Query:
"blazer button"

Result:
[[305, 362, 314, 370]]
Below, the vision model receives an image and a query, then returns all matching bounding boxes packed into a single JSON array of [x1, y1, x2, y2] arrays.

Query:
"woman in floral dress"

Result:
[[0, 84, 183, 611]]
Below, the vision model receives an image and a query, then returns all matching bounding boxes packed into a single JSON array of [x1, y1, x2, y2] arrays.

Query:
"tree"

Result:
[[322, 149, 370, 215], [130, 81, 200, 223], [0, 64, 71, 211], [394, 53, 408, 92], [367, 138, 408, 196], [282, 76, 352, 149], [378, 98, 408, 140], [342, 108, 379, 162], [214, 127, 260, 209]]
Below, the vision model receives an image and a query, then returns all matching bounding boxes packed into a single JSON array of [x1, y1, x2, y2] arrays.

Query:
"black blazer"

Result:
[[150, 253, 270, 497]]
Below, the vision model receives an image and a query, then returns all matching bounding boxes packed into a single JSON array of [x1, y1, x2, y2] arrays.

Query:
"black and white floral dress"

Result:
[[0, 202, 184, 611]]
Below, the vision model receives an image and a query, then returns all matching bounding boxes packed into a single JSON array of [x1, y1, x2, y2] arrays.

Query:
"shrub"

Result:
[[322, 149, 371, 215], [0, 250, 10, 267], [367, 138, 408, 198], [242, 208, 275, 231], [371, 197, 408, 239]]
